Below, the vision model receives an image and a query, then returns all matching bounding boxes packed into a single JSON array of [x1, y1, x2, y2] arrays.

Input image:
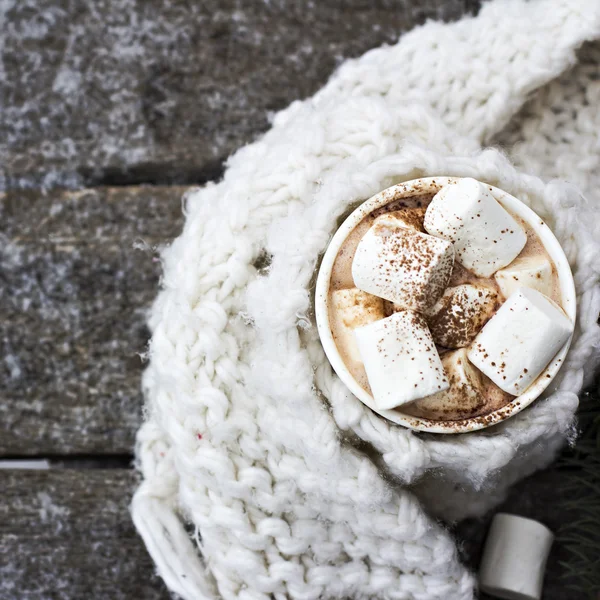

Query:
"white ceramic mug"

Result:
[[315, 177, 577, 434]]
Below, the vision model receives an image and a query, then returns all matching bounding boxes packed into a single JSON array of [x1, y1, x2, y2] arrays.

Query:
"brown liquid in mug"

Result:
[[328, 188, 563, 422]]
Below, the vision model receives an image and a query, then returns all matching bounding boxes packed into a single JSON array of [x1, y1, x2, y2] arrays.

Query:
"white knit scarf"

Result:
[[132, 1, 600, 598]]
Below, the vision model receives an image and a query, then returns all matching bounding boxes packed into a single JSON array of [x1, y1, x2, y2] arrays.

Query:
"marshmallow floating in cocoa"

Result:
[[352, 220, 454, 312], [468, 287, 573, 395], [427, 283, 498, 348], [330, 288, 385, 366], [372, 207, 426, 232], [424, 178, 527, 277], [411, 348, 484, 419], [354, 311, 449, 410], [495, 255, 553, 299]]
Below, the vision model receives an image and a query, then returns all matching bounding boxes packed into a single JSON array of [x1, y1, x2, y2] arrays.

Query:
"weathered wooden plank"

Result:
[[0, 187, 185, 455], [0, 469, 170, 599], [0, 0, 480, 189]]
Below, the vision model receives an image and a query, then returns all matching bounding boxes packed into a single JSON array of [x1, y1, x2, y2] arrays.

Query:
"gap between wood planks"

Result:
[[0, 454, 134, 469], [80, 159, 226, 189]]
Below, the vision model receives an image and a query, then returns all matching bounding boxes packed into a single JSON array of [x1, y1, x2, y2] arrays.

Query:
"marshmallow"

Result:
[[495, 255, 553, 299], [330, 288, 385, 365], [372, 206, 426, 232], [427, 284, 498, 348], [354, 311, 449, 410], [411, 349, 485, 419], [424, 178, 527, 277], [352, 220, 454, 312], [468, 287, 573, 395], [479, 514, 554, 600]]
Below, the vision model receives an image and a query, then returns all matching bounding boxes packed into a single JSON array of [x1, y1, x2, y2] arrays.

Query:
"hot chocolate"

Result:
[[327, 179, 567, 422]]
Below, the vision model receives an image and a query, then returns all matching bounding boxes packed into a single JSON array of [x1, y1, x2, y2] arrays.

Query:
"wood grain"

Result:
[[0, 469, 170, 599], [0, 0, 480, 189], [0, 187, 184, 455]]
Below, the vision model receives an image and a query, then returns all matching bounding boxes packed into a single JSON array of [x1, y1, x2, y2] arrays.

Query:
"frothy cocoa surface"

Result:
[[512, 214, 562, 303], [327, 185, 563, 422]]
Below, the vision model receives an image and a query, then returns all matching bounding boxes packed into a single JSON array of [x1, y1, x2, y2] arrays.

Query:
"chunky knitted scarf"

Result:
[[132, 1, 600, 598]]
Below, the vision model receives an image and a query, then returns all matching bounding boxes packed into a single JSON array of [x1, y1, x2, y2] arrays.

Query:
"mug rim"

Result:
[[314, 176, 577, 434]]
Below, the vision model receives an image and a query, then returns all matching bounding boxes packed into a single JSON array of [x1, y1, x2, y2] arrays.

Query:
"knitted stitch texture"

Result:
[[132, 1, 600, 598]]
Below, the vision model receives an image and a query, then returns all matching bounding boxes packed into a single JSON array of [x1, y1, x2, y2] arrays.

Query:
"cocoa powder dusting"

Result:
[[427, 285, 499, 348], [368, 221, 453, 311]]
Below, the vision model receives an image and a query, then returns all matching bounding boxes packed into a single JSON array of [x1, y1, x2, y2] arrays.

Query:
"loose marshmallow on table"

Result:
[[352, 219, 454, 312], [495, 255, 553, 299], [424, 178, 527, 277], [372, 207, 427, 232], [411, 349, 484, 419], [427, 283, 498, 348], [330, 288, 385, 366], [468, 287, 573, 395], [354, 311, 449, 410], [479, 514, 554, 600]]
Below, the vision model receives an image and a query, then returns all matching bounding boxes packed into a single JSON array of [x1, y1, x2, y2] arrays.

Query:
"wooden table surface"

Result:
[[1, 1, 596, 598]]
